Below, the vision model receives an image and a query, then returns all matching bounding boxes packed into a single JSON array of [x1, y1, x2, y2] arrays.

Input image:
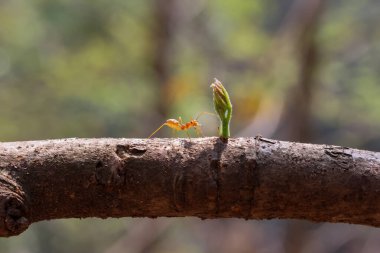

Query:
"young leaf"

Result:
[[210, 78, 232, 140]]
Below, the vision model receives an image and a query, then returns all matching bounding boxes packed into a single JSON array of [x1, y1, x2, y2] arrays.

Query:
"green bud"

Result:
[[210, 78, 232, 139]]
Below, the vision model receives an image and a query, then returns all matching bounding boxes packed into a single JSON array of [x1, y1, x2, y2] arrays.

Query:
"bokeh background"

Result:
[[1, 0, 380, 252]]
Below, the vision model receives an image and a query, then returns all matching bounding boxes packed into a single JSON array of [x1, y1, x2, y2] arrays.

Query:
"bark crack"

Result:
[[210, 156, 221, 215], [210, 139, 227, 215], [246, 138, 258, 218]]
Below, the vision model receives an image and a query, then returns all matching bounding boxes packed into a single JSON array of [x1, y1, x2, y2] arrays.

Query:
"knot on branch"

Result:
[[324, 146, 354, 169], [0, 173, 29, 237], [115, 144, 147, 158]]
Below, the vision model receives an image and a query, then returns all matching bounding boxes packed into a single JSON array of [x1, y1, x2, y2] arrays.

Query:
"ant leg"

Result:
[[185, 129, 191, 139], [172, 129, 178, 138], [195, 126, 204, 137]]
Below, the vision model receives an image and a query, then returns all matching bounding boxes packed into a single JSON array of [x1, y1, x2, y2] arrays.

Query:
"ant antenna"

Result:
[[148, 123, 166, 138], [195, 111, 217, 120]]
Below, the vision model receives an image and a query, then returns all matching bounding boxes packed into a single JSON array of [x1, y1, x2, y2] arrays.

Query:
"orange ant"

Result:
[[148, 112, 216, 138]]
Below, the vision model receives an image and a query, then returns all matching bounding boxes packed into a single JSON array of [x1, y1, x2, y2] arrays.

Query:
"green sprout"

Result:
[[210, 78, 232, 140]]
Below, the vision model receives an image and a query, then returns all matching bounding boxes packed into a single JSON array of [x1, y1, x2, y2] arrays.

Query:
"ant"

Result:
[[148, 112, 216, 138]]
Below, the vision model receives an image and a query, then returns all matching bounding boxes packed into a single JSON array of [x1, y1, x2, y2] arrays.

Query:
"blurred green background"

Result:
[[1, 0, 380, 252]]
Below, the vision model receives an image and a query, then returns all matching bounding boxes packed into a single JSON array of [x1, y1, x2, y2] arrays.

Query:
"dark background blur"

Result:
[[1, 0, 380, 252]]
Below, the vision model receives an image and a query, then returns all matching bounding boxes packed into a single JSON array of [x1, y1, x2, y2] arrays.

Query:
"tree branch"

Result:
[[1, 137, 380, 237]]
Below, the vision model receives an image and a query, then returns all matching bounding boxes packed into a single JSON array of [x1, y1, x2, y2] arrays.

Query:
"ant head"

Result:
[[191, 119, 201, 126]]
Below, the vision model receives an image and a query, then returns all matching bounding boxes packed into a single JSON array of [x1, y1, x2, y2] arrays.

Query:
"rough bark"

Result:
[[1, 137, 380, 237]]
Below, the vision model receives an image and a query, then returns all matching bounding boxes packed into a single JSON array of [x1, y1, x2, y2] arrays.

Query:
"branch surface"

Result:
[[1, 137, 380, 237]]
